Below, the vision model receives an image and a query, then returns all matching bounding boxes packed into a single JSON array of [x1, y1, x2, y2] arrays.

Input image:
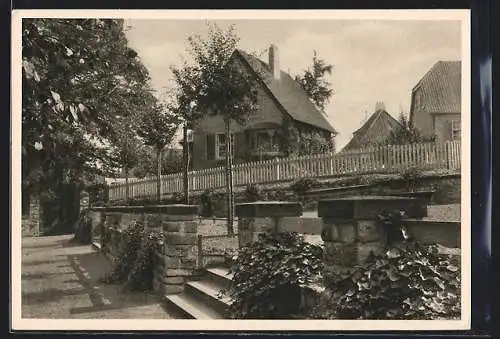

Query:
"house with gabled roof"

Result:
[[191, 44, 337, 169], [342, 102, 401, 151], [409, 60, 461, 142]]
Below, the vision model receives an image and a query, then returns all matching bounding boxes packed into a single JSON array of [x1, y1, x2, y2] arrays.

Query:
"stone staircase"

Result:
[[163, 267, 233, 319]]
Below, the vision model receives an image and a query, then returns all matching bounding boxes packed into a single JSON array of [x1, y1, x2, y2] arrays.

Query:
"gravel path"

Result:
[[21, 235, 174, 319]]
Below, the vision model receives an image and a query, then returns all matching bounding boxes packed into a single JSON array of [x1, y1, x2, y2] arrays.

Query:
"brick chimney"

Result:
[[269, 44, 280, 80], [375, 101, 386, 112]]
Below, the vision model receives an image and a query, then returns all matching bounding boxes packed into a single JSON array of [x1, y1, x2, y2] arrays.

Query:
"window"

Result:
[[451, 119, 461, 141], [207, 133, 235, 160], [216, 133, 235, 160], [251, 129, 280, 153]]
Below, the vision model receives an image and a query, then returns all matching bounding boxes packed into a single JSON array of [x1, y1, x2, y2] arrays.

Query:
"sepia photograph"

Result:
[[12, 9, 470, 331]]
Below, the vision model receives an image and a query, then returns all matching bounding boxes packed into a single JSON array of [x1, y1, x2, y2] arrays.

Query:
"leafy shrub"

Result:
[[244, 184, 265, 202], [290, 177, 319, 195], [309, 243, 461, 320], [200, 189, 214, 217], [224, 232, 323, 319], [172, 192, 185, 203], [72, 210, 93, 244], [400, 166, 424, 192], [101, 221, 163, 291], [224, 248, 239, 267]]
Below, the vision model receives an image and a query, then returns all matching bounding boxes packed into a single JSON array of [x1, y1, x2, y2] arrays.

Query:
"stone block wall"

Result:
[[22, 194, 42, 237], [91, 204, 199, 296]]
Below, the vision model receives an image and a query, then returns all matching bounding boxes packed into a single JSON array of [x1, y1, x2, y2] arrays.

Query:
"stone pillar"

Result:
[[235, 201, 303, 248], [156, 205, 199, 295], [318, 196, 427, 283]]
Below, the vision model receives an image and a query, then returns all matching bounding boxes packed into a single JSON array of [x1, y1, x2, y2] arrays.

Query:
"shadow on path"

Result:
[[21, 235, 173, 319]]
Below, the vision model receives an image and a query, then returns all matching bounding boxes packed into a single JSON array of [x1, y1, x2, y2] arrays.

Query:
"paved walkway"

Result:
[[21, 235, 174, 319]]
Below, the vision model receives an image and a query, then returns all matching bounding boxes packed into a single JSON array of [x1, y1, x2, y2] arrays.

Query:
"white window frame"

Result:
[[215, 133, 235, 160], [451, 119, 461, 141]]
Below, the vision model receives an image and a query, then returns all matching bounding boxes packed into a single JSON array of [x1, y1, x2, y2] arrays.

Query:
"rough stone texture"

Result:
[[318, 196, 427, 219], [160, 208, 199, 295], [163, 276, 185, 285], [357, 220, 383, 242], [162, 221, 181, 233], [357, 242, 384, 262], [164, 233, 197, 245], [323, 242, 357, 266], [404, 220, 460, 248], [182, 221, 198, 233], [22, 194, 41, 237], [235, 201, 302, 218], [237, 216, 285, 248], [163, 284, 184, 295], [145, 213, 161, 230]]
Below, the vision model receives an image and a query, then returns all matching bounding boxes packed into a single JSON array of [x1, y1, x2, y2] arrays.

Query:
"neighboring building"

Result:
[[409, 60, 461, 142], [342, 102, 401, 151], [191, 44, 337, 169]]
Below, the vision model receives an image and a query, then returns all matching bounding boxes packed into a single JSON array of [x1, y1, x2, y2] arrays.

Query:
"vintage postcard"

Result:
[[11, 9, 471, 331]]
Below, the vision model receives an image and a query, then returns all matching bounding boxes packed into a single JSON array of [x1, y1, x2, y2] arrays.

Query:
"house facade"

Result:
[[409, 60, 461, 142], [191, 45, 336, 169], [342, 102, 401, 151]]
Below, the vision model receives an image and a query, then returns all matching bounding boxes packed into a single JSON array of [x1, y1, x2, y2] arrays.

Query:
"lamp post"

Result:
[[183, 101, 196, 204]]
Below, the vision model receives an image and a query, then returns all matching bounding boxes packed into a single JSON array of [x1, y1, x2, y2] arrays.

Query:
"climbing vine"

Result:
[[223, 232, 323, 319], [309, 243, 461, 320], [101, 221, 163, 291]]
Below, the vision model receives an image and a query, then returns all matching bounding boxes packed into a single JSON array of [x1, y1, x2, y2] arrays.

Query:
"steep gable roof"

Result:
[[342, 109, 401, 151], [234, 49, 337, 134], [411, 60, 461, 114]]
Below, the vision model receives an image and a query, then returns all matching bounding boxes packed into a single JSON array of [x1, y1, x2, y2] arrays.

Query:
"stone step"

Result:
[[185, 279, 232, 317], [163, 293, 224, 319], [204, 267, 234, 288]]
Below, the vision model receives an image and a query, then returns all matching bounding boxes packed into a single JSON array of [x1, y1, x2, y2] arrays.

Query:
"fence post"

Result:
[[276, 159, 280, 181]]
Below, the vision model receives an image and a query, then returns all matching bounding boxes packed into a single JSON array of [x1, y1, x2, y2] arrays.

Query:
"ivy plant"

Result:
[[101, 221, 163, 291], [309, 243, 461, 320], [223, 232, 323, 319]]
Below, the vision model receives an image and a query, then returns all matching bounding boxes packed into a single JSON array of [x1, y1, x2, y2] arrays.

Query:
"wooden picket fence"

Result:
[[108, 141, 461, 202]]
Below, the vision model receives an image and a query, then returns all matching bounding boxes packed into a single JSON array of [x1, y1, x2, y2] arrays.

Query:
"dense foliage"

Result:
[[385, 113, 436, 145], [290, 177, 319, 195], [174, 22, 262, 234], [295, 50, 335, 114], [22, 19, 158, 231], [310, 243, 461, 320], [224, 232, 323, 319], [22, 19, 154, 190], [101, 221, 163, 291], [243, 184, 266, 202]]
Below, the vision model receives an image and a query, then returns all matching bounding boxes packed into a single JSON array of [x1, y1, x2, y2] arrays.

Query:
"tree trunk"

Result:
[[157, 148, 162, 203], [225, 120, 234, 235], [125, 166, 129, 203], [183, 125, 190, 204]]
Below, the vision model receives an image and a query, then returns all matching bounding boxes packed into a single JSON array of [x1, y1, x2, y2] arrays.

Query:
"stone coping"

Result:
[[89, 204, 199, 215], [235, 201, 303, 218], [318, 195, 427, 219]]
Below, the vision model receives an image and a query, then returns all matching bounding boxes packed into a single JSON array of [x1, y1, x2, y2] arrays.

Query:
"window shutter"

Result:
[[206, 134, 215, 160]]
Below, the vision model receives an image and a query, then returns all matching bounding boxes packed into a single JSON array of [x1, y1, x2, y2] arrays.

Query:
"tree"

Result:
[[385, 113, 436, 145], [169, 65, 204, 205], [22, 19, 155, 230], [109, 117, 142, 203], [295, 50, 334, 113], [137, 103, 181, 203], [132, 146, 183, 178], [178, 22, 260, 234]]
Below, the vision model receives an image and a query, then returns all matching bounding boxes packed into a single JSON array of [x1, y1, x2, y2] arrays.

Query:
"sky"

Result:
[[124, 19, 462, 149]]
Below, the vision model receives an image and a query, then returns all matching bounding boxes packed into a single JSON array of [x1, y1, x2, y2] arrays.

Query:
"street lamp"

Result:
[[183, 100, 197, 205]]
